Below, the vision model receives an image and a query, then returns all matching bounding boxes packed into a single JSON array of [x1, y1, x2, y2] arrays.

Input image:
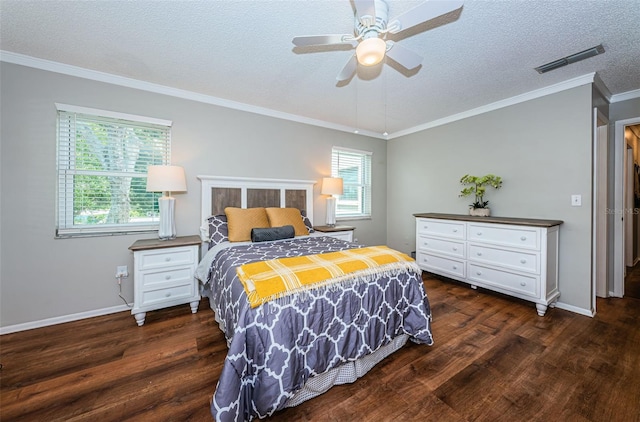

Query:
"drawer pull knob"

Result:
[[165, 275, 171, 280], [165, 292, 171, 297], [477, 252, 482, 256], [520, 236, 527, 241], [453, 229, 458, 233], [452, 265, 457, 270], [477, 232, 482, 236], [520, 259, 527, 264], [476, 271, 482, 276], [452, 247, 457, 251], [165, 257, 171, 262], [520, 282, 526, 287]]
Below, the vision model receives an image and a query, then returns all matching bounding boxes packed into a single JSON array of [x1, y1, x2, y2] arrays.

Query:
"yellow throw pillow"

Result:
[[225, 207, 270, 242], [265, 208, 309, 236]]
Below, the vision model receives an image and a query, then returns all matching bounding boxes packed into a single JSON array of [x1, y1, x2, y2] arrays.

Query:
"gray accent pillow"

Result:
[[251, 225, 295, 243]]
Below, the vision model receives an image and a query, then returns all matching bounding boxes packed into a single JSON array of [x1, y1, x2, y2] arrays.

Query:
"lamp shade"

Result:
[[321, 177, 343, 196], [146, 165, 187, 193], [356, 37, 386, 66]]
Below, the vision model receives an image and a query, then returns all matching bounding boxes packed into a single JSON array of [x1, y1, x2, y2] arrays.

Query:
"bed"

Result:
[[195, 176, 433, 421]]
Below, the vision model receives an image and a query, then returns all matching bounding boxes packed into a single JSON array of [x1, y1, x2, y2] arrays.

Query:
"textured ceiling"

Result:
[[1, 0, 639, 138]]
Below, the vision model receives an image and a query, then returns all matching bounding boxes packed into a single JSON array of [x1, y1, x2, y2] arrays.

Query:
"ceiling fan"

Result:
[[292, 0, 464, 82]]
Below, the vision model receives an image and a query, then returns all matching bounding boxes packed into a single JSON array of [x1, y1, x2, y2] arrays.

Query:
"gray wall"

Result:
[[0, 62, 387, 328], [387, 85, 594, 313], [610, 97, 640, 122]]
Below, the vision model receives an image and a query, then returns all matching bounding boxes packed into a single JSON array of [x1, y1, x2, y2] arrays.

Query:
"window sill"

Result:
[[55, 228, 158, 239]]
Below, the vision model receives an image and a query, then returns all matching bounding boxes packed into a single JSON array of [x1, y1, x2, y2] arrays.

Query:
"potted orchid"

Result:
[[459, 174, 503, 216]]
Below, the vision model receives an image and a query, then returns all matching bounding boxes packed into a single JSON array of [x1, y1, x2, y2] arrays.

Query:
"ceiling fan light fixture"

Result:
[[356, 37, 386, 66]]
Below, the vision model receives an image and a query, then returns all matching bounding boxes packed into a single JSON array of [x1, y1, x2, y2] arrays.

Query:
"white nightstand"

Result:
[[129, 235, 201, 326], [313, 225, 355, 242]]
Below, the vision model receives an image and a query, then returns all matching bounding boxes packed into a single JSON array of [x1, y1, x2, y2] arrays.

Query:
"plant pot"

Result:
[[469, 207, 490, 217]]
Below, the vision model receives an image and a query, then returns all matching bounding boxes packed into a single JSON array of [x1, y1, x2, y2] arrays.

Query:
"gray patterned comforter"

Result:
[[197, 236, 433, 421]]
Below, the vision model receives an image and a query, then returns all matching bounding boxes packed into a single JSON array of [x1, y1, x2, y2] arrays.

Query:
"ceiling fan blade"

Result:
[[292, 34, 356, 47], [385, 42, 423, 70], [336, 55, 358, 82], [388, 0, 464, 34]]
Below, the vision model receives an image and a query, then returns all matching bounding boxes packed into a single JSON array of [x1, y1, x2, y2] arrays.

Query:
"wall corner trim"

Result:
[[553, 301, 594, 318]]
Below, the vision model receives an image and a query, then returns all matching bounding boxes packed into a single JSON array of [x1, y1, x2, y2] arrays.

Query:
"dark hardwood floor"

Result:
[[625, 263, 640, 299], [2, 274, 639, 422]]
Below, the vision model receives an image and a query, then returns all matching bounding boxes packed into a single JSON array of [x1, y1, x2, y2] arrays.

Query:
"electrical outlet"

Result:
[[115, 265, 129, 278]]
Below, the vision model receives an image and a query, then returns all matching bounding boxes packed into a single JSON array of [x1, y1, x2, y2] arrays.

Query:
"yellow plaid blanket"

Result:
[[236, 245, 420, 308]]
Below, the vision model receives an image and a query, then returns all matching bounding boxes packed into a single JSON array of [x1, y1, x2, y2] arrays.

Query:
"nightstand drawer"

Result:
[[326, 231, 353, 242], [138, 247, 195, 270], [141, 284, 195, 306], [141, 267, 194, 288]]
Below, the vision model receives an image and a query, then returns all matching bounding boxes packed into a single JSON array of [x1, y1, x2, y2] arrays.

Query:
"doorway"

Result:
[[614, 119, 640, 298]]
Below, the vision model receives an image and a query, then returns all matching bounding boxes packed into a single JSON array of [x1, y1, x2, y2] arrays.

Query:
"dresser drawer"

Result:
[[416, 252, 465, 278], [468, 244, 539, 274], [141, 283, 195, 307], [417, 218, 465, 240], [468, 263, 539, 298], [138, 246, 196, 270], [467, 224, 539, 250], [417, 235, 465, 258], [140, 267, 194, 288]]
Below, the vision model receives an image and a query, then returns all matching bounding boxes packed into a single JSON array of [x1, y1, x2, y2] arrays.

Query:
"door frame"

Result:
[[593, 108, 608, 306], [614, 117, 640, 297]]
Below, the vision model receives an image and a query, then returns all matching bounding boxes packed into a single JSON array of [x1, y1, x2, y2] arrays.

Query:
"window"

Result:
[[331, 146, 372, 219], [56, 104, 172, 237]]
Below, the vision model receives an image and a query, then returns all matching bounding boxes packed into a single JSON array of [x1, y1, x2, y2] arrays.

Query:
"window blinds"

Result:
[[56, 105, 172, 236], [331, 147, 372, 218]]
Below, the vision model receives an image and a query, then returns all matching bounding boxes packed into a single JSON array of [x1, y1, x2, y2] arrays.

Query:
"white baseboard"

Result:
[[554, 301, 594, 317], [0, 299, 597, 335], [0, 304, 130, 335]]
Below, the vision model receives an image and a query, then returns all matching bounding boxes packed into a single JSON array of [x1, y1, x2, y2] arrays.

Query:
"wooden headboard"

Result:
[[198, 175, 316, 237]]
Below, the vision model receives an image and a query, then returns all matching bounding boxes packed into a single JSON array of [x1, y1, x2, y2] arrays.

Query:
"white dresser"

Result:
[[414, 213, 562, 316]]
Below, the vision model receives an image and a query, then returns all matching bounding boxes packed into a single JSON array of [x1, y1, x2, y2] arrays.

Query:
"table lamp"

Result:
[[321, 177, 343, 227], [146, 165, 187, 240]]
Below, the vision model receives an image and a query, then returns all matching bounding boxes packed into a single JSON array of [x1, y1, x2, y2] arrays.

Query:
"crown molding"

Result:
[[389, 73, 597, 139], [1, 51, 608, 141], [0, 50, 385, 139], [611, 89, 640, 103], [593, 72, 612, 101]]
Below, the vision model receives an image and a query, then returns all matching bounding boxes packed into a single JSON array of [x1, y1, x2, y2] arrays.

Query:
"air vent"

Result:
[[535, 44, 605, 74]]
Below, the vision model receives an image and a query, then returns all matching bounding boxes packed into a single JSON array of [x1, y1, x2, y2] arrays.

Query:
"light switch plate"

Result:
[[571, 194, 582, 206]]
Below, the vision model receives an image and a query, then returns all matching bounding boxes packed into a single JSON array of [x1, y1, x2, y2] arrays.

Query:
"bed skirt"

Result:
[[284, 333, 410, 408]]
